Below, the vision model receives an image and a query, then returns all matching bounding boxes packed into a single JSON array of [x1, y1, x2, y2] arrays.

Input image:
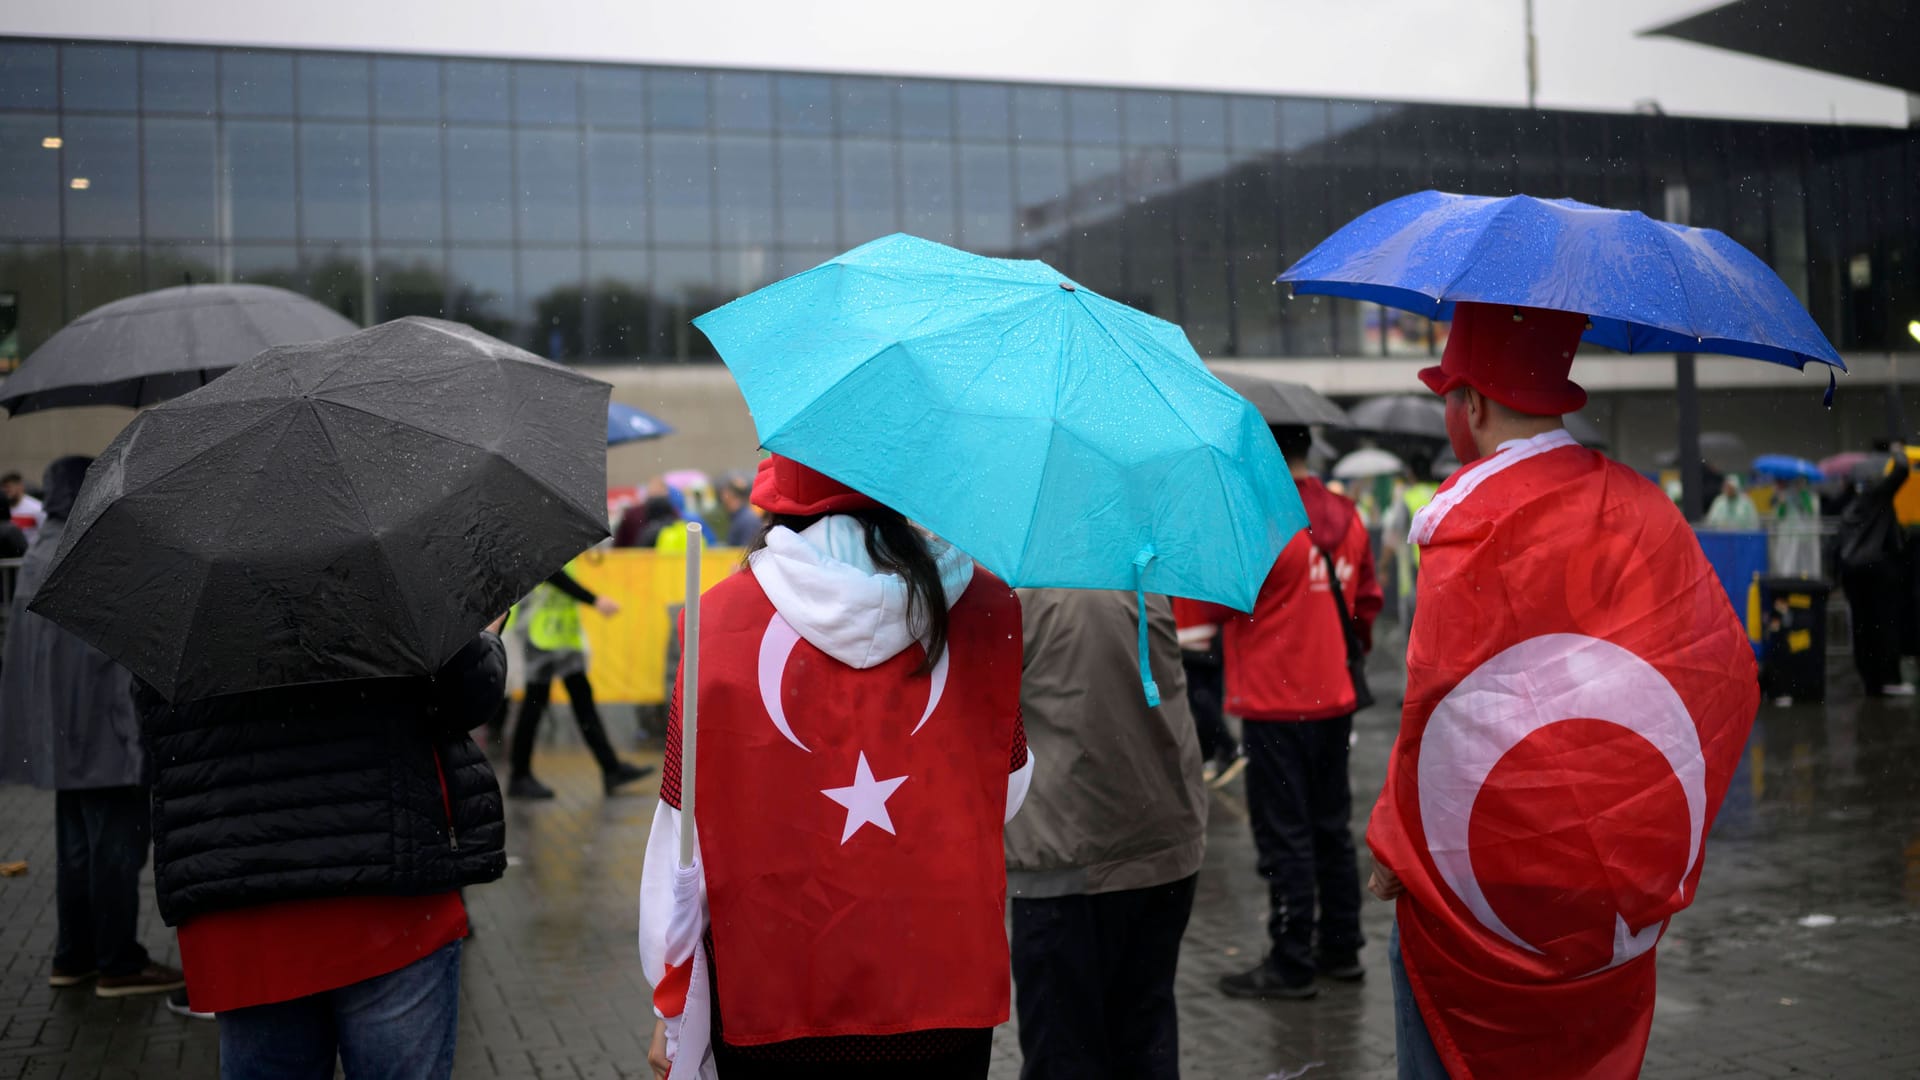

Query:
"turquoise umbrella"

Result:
[[695, 234, 1305, 703]]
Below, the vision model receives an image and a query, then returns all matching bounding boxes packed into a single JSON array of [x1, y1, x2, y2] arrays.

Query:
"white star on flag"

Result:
[[820, 752, 909, 845]]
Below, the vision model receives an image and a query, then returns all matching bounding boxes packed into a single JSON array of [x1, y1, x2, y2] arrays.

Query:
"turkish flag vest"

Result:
[[694, 566, 1022, 1045], [1368, 436, 1758, 1080]]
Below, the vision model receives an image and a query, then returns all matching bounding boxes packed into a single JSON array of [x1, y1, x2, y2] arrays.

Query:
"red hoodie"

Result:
[[1189, 477, 1383, 722]]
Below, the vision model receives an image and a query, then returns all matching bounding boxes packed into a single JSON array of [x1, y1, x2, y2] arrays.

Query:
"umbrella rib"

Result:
[[1650, 221, 1703, 351], [1066, 293, 1215, 452], [306, 400, 432, 665]]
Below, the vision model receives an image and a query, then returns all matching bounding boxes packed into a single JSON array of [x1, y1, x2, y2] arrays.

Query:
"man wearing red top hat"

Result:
[[1367, 301, 1758, 1080]]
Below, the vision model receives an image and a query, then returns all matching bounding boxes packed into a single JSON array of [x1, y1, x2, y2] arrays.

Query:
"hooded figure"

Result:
[[0, 455, 144, 791]]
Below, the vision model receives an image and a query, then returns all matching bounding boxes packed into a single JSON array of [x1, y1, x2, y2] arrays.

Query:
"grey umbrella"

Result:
[[29, 317, 611, 702], [0, 284, 357, 416], [1348, 394, 1448, 440], [1211, 369, 1351, 428]]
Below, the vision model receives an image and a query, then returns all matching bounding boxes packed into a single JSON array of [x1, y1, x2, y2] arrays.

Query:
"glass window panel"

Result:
[[0, 41, 57, 111], [1229, 97, 1278, 153], [144, 118, 219, 241], [145, 241, 219, 290], [224, 121, 297, 239], [586, 130, 647, 243], [143, 48, 217, 115], [1067, 145, 1123, 227], [0, 244, 64, 359], [375, 125, 443, 243], [447, 247, 516, 340], [836, 77, 893, 137], [61, 44, 137, 113], [374, 247, 447, 321], [1011, 86, 1065, 143], [900, 139, 956, 243], [514, 63, 580, 126], [1177, 94, 1228, 149], [520, 247, 585, 358], [517, 129, 583, 244], [586, 248, 650, 359], [1178, 147, 1230, 185], [444, 61, 509, 124], [222, 52, 294, 117], [775, 75, 834, 134], [1014, 144, 1069, 247], [774, 247, 836, 279], [223, 245, 298, 289], [898, 81, 952, 139], [299, 54, 369, 119], [777, 137, 836, 247], [300, 123, 372, 242], [649, 70, 709, 131], [1280, 99, 1328, 155], [0, 115, 61, 240], [839, 138, 898, 245], [446, 127, 512, 243], [714, 136, 774, 247], [957, 143, 1012, 251], [954, 83, 1009, 141], [713, 72, 771, 132], [63, 116, 140, 239], [718, 247, 776, 297], [301, 243, 371, 324], [1068, 89, 1121, 145], [374, 58, 440, 121], [653, 247, 719, 360], [649, 133, 714, 245], [1124, 92, 1173, 145], [583, 66, 645, 128], [66, 244, 145, 317]]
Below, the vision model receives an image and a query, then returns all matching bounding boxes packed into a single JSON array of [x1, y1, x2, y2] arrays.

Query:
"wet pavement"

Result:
[[3, 641, 1919, 1078]]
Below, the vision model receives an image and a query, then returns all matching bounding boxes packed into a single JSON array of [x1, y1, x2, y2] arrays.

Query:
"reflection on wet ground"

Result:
[[1, 644, 1917, 1077]]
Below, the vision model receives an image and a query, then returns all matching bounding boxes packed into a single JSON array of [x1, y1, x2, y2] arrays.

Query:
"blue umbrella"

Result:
[[695, 233, 1306, 703], [1749, 454, 1824, 484], [607, 401, 673, 445], [1278, 191, 1845, 374]]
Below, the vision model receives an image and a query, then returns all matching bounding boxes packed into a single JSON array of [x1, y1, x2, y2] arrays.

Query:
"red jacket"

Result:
[[1190, 478, 1382, 722]]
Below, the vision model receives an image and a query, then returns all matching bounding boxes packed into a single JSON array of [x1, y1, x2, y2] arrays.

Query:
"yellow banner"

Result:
[[538, 546, 745, 706]]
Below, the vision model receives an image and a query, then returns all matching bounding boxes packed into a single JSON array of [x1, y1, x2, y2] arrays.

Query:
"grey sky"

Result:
[[2, 0, 1907, 126]]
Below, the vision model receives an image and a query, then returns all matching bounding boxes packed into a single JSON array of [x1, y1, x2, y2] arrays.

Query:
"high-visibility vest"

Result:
[[523, 561, 586, 652]]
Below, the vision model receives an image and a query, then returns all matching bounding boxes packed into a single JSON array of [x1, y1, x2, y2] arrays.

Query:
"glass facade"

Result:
[[2, 35, 1916, 366]]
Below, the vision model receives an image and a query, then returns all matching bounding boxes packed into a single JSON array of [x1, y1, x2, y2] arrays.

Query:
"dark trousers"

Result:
[[510, 673, 620, 778], [1181, 649, 1228, 764], [1842, 561, 1907, 693], [712, 1032, 991, 1080], [1243, 716, 1363, 981], [53, 786, 152, 977], [1011, 875, 1198, 1080]]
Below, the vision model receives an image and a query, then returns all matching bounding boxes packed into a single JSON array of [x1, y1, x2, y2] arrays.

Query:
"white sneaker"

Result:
[[164, 990, 214, 1021], [1884, 684, 1916, 697], [1772, 696, 1793, 707]]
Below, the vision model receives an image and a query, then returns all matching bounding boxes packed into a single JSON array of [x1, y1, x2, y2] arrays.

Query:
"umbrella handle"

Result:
[[1133, 547, 1161, 708], [678, 523, 703, 869]]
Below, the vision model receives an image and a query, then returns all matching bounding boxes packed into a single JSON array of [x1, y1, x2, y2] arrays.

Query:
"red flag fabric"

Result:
[[692, 567, 1022, 1045], [1368, 430, 1759, 1080]]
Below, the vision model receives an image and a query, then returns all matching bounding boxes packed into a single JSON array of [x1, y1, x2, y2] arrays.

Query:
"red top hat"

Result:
[[750, 454, 883, 516], [1418, 301, 1589, 416]]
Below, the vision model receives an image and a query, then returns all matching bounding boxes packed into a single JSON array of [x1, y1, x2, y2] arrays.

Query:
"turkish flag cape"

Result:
[[695, 568, 1021, 1045], [1368, 432, 1758, 1080]]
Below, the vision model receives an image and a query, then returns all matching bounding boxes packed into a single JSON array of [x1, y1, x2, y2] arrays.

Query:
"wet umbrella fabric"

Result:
[[0, 284, 357, 416], [694, 233, 1304, 617], [28, 317, 611, 702], [1348, 395, 1447, 440], [1819, 451, 1874, 481], [1333, 447, 1406, 480], [1750, 454, 1824, 483], [609, 402, 673, 445], [1278, 191, 1844, 373], [1211, 369, 1351, 428]]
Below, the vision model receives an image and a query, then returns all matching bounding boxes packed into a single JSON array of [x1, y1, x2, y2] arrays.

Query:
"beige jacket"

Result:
[[1005, 589, 1207, 898]]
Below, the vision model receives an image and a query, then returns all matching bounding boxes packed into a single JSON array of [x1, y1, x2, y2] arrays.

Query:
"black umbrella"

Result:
[[1348, 394, 1448, 440], [0, 284, 357, 416], [29, 317, 610, 701], [1211, 368, 1351, 428]]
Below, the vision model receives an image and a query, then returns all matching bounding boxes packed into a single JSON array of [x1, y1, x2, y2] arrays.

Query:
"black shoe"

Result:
[[1315, 952, 1366, 981], [603, 761, 656, 796], [1219, 961, 1318, 1000], [507, 775, 556, 800]]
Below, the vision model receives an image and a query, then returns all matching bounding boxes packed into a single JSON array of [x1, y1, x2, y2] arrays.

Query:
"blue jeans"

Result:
[[1388, 923, 1451, 1080], [217, 940, 462, 1080]]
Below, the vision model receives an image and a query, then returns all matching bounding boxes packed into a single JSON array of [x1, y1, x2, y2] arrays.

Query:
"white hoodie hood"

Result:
[[747, 515, 975, 669]]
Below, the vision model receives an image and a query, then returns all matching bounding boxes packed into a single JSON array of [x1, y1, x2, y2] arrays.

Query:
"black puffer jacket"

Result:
[[136, 633, 508, 925]]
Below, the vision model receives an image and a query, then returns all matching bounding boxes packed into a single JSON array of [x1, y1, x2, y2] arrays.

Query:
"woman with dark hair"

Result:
[[640, 455, 1032, 1080]]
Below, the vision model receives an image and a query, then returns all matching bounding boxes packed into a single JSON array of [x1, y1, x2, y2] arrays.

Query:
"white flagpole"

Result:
[[678, 522, 703, 869]]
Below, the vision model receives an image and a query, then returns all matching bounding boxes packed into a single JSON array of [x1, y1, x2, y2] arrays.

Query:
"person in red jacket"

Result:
[[1190, 424, 1382, 1001]]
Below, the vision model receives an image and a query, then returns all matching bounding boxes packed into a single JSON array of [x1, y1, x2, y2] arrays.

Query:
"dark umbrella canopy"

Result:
[[1348, 394, 1448, 440], [29, 317, 610, 702], [1211, 369, 1351, 428], [0, 284, 357, 416]]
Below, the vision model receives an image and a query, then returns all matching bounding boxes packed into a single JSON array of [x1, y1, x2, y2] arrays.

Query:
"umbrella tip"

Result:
[[1059, 282, 1076, 292]]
